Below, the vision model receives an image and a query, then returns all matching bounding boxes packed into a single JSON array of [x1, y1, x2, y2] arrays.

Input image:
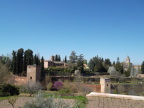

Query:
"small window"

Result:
[[30, 77, 32, 79], [107, 84, 108, 86]]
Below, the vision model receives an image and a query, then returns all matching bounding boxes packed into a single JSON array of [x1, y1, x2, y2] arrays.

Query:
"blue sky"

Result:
[[0, 0, 144, 64]]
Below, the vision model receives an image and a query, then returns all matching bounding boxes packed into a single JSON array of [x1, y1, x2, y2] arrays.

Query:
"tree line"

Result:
[[1, 49, 144, 76], [11, 48, 44, 76]]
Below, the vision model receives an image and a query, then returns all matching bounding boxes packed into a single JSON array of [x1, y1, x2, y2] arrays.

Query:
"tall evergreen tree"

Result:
[[55, 55, 58, 61], [16, 48, 24, 75], [23, 49, 33, 75], [12, 51, 17, 74], [41, 56, 45, 80], [69, 51, 77, 63], [113, 61, 116, 66], [58, 55, 61, 61], [115, 57, 123, 74], [88, 55, 107, 72], [33, 54, 37, 64], [141, 61, 144, 74], [77, 54, 84, 73], [64, 56, 67, 63]]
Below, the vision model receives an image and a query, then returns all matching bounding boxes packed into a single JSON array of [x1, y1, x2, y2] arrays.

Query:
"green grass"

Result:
[[0, 96, 16, 101], [43, 91, 87, 108]]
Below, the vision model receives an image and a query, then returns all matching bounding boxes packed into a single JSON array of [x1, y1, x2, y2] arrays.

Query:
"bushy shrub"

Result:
[[0, 62, 10, 84], [46, 82, 52, 91], [0, 84, 19, 96], [21, 82, 41, 96], [58, 88, 73, 96], [63, 80, 78, 93], [51, 81, 63, 91], [23, 92, 81, 108]]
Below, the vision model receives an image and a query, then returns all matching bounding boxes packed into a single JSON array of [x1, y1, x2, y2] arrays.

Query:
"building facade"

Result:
[[44, 56, 66, 68], [123, 56, 141, 77], [27, 65, 41, 82]]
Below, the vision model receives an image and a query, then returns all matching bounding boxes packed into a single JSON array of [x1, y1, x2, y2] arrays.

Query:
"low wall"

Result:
[[86, 92, 144, 100], [86, 92, 144, 108]]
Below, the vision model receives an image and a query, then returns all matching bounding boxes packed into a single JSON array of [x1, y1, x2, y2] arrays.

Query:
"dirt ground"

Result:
[[0, 96, 75, 108], [1, 96, 144, 108], [0, 97, 32, 108]]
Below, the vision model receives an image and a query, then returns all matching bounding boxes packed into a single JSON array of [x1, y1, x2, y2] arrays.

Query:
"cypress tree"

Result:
[[12, 51, 17, 74], [23, 49, 33, 75], [16, 48, 24, 75], [55, 55, 58, 61], [41, 56, 45, 80], [141, 61, 144, 74], [58, 55, 61, 61], [64, 56, 67, 63]]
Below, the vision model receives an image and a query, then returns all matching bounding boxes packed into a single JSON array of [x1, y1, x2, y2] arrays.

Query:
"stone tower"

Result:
[[123, 56, 131, 71], [125, 56, 130, 64], [100, 77, 111, 93], [27, 65, 41, 82]]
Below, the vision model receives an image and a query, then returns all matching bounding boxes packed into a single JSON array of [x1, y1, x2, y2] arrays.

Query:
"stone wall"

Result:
[[87, 96, 144, 108], [86, 92, 144, 108]]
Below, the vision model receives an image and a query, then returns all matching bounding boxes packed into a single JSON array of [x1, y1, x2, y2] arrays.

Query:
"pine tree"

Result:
[[69, 51, 77, 63]]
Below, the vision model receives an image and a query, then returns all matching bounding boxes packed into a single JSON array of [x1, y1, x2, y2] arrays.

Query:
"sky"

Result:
[[0, 0, 144, 65]]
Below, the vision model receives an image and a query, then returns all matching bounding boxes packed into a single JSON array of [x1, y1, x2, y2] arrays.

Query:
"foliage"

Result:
[[45, 75, 52, 85], [77, 54, 84, 73], [0, 84, 19, 96], [115, 58, 123, 74], [16, 48, 24, 75], [12, 51, 17, 74], [54, 54, 61, 61], [41, 56, 45, 80], [0, 62, 10, 84], [64, 56, 67, 63], [33, 54, 40, 65], [23, 92, 82, 108], [51, 81, 63, 91], [63, 80, 78, 93], [11, 48, 41, 76], [23, 49, 34, 75], [21, 82, 41, 96], [69, 51, 77, 63], [47, 82, 53, 91], [58, 88, 73, 96], [46, 66, 72, 76], [88, 56, 108, 72], [141, 61, 144, 74]]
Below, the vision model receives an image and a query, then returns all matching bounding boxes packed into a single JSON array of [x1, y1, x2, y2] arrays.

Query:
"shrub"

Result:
[[58, 88, 73, 96], [63, 80, 79, 93], [7, 96, 18, 108], [21, 82, 41, 96], [23, 92, 81, 108], [51, 81, 63, 91], [0, 84, 19, 96], [0, 62, 10, 84], [46, 82, 52, 91]]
